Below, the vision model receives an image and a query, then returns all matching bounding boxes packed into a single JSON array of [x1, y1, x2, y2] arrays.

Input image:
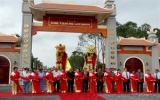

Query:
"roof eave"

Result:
[[29, 3, 114, 13], [0, 41, 18, 43], [118, 44, 154, 46], [29, 4, 114, 22]]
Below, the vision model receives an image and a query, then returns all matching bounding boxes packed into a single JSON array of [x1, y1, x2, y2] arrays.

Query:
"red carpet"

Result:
[[1, 91, 159, 100], [0, 92, 105, 100]]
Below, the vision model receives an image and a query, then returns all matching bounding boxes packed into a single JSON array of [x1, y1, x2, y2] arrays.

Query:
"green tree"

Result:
[[116, 21, 160, 42], [155, 28, 160, 42], [139, 23, 151, 39], [96, 60, 103, 68], [117, 21, 138, 38], [77, 33, 105, 61], [31, 54, 43, 70], [68, 51, 85, 70]]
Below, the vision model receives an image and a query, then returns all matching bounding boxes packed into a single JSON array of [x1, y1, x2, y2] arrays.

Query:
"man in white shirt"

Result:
[[153, 69, 160, 92], [52, 68, 61, 92], [122, 68, 130, 92]]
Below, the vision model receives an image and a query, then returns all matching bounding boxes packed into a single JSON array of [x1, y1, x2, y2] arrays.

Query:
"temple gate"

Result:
[[20, 0, 118, 70]]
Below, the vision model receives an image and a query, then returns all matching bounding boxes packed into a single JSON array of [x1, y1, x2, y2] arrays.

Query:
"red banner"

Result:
[[48, 17, 92, 27]]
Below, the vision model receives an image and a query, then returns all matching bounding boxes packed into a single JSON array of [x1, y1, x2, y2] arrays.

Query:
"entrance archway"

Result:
[[125, 57, 143, 73], [0, 56, 10, 84], [20, 0, 117, 71]]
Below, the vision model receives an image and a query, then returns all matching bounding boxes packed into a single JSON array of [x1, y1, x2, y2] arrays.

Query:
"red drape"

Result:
[[145, 73, 156, 92], [89, 72, 96, 93], [115, 72, 126, 93], [59, 72, 70, 92], [62, 53, 67, 71], [29, 72, 41, 93], [130, 73, 140, 92], [103, 72, 112, 93], [46, 72, 55, 92], [10, 71, 22, 92], [75, 71, 82, 92]]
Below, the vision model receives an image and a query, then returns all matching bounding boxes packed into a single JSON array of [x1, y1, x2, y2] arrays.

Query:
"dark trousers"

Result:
[[53, 80, 60, 92], [97, 81, 103, 92], [67, 80, 74, 92], [154, 81, 160, 92], [137, 81, 143, 92], [123, 79, 130, 92], [82, 79, 88, 92], [112, 82, 115, 92]]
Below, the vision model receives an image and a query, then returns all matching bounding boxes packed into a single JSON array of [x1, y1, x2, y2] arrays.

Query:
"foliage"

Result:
[[68, 51, 85, 70], [31, 54, 43, 70], [77, 33, 105, 60], [16, 34, 20, 37], [155, 28, 160, 42], [117, 21, 160, 42], [15, 34, 21, 47], [96, 60, 103, 69], [117, 21, 150, 38]]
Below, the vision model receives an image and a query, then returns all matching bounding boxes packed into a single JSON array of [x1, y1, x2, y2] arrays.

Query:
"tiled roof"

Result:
[[119, 38, 155, 46], [0, 34, 19, 43], [30, 3, 112, 13]]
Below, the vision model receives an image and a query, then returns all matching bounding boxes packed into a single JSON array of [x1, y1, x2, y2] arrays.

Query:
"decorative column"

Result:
[[20, 0, 34, 69], [104, 0, 118, 69], [147, 28, 159, 72]]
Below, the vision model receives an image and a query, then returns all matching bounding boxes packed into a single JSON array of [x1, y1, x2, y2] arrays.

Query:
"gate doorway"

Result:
[[0, 56, 10, 84], [125, 58, 143, 73]]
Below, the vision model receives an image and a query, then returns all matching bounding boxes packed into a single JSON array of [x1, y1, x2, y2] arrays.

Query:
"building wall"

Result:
[[117, 54, 152, 73], [0, 43, 11, 48], [0, 52, 20, 84], [124, 46, 143, 51]]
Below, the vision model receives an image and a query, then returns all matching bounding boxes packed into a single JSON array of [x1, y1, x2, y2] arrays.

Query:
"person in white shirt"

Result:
[[22, 68, 30, 94], [21, 67, 26, 85], [113, 68, 117, 75], [153, 69, 160, 92], [52, 68, 61, 92], [52, 66, 56, 71], [122, 68, 130, 92]]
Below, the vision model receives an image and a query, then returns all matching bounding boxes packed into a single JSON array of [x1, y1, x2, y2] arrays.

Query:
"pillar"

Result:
[[20, 0, 34, 69], [147, 29, 159, 72], [104, 0, 118, 69]]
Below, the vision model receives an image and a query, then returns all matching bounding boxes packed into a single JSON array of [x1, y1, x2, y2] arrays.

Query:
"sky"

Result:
[[0, 0, 160, 67]]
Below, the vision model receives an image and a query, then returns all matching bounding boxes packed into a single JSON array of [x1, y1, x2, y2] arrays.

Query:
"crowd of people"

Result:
[[10, 66, 160, 95]]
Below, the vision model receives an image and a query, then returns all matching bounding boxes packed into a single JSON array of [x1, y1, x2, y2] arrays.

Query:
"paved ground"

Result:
[[0, 86, 11, 92], [99, 94, 160, 100], [1, 86, 160, 100]]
